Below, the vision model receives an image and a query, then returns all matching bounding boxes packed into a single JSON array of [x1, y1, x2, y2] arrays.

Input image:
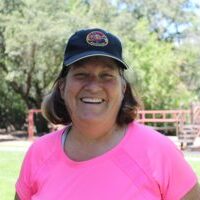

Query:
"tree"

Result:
[[0, 0, 84, 131], [0, 0, 27, 129], [122, 20, 195, 109], [116, 0, 200, 42], [0, 73, 26, 130], [178, 43, 200, 100], [0, 0, 199, 130], [2, 1, 67, 108]]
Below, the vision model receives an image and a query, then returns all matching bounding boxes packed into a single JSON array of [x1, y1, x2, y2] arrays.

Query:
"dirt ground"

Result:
[[0, 131, 200, 152], [0, 131, 33, 152], [0, 131, 28, 142]]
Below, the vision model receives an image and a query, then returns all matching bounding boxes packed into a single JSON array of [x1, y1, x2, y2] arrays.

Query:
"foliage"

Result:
[[123, 20, 196, 109], [116, 0, 200, 41], [0, 0, 199, 129], [178, 43, 200, 99], [0, 80, 26, 129]]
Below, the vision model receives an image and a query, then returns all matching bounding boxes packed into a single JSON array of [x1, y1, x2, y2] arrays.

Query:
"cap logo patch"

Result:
[[86, 31, 108, 47]]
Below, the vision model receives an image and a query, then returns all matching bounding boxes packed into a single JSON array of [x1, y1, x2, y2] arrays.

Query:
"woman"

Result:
[[15, 28, 200, 199]]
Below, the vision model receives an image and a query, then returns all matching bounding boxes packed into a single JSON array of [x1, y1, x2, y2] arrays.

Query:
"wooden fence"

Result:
[[27, 109, 190, 140]]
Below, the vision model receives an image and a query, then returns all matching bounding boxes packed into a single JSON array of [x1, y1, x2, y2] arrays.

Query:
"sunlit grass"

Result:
[[0, 151, 24, 200], [185, 154, 200, 181]]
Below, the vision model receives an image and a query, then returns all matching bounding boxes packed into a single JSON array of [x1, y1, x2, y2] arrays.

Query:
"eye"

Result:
[[73, 73, 88, 79], [100, 73, 114, 80]]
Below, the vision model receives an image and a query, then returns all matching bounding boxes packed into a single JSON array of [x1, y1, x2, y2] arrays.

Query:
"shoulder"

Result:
[[31, 128, 64, 151], [15, 128, 66, 198], [23, 128, 65, 172], [124, 121, 186, 166], [125, 121, 176, 153], [123, 121, 197, 199], [29, 127, 65, 156]]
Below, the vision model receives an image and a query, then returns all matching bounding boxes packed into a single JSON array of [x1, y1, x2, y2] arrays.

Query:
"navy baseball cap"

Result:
[[63, 28, 128, 69]]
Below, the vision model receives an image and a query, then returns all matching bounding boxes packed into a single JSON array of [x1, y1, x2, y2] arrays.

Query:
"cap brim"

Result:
[[63, 51, 128, 69]]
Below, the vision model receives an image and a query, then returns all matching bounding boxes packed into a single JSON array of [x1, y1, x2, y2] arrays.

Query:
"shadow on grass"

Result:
[[0, 131, 28, 143]]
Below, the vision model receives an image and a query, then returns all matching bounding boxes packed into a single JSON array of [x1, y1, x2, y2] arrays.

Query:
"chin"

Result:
[[79, 116, 104, 123], [78, 112, 117, 125], [76, 114, 106, 124]]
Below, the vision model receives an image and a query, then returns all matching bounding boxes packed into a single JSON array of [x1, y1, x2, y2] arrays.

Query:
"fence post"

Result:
[[28, 110, 34, 140]]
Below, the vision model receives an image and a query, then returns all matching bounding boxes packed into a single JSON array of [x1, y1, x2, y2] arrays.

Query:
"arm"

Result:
[[181, 183, 200, 200]]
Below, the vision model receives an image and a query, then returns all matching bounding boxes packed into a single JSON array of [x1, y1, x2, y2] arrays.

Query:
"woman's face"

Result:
[[60, 57, 126, 125]]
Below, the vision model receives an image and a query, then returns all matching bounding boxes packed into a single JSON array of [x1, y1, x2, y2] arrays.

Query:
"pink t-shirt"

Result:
[[16, 122, 197, 200]]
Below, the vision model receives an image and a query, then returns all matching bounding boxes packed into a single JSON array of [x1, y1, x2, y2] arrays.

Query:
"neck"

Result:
[[71, 121, 119, 143], [65, 123, 126, 161]]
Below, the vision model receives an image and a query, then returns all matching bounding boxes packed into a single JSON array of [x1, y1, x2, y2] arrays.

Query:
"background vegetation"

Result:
[[0, 0, 200, 131]]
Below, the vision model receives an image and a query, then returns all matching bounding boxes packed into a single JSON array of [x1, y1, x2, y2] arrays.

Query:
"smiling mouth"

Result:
[[80, 98, 105, 104]]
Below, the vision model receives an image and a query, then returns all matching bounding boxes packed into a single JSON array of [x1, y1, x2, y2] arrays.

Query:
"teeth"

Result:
[[81, 98, 104, 104]]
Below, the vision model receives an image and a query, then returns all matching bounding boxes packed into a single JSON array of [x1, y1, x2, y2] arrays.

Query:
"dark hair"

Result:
[[42, 59, 140, 126]]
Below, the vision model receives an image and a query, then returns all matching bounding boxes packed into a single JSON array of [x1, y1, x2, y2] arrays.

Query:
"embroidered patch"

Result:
[[86, 31, 108, 47]]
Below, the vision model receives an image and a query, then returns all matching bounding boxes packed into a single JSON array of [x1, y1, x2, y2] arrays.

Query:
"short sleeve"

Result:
[[15, 130, 62, 200], [15, 144, 38, 200], [151, 138, 198, 200]]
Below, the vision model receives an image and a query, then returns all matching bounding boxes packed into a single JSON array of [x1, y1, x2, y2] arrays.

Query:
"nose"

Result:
[[84, 75, 102, 93]]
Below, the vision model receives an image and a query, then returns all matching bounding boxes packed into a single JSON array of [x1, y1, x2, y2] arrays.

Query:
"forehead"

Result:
[[70, 56, 120, 70]]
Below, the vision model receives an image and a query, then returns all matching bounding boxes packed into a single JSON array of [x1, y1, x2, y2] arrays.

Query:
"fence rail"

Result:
[[27, 109, 191, 140], [137, 110, 190, 122]]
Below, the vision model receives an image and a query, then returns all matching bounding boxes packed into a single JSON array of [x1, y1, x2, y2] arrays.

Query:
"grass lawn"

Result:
[[0, 151, 24, 200], [184, 153, 200, 180], [0, 151, 199, 200], [189, 161, 200, 180]]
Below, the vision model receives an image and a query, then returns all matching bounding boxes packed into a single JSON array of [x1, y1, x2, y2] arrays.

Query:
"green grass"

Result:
[[0, 151, 24, 200], [185, 155, 200, 180], [0, 151, 199, 200], [189, 161, 200, 179]]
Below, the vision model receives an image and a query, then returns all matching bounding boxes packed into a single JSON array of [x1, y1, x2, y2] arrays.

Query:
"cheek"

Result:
[[108, 82, 125, 102], [63, 80, 80, 103], [62, 84, 75, 114]]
